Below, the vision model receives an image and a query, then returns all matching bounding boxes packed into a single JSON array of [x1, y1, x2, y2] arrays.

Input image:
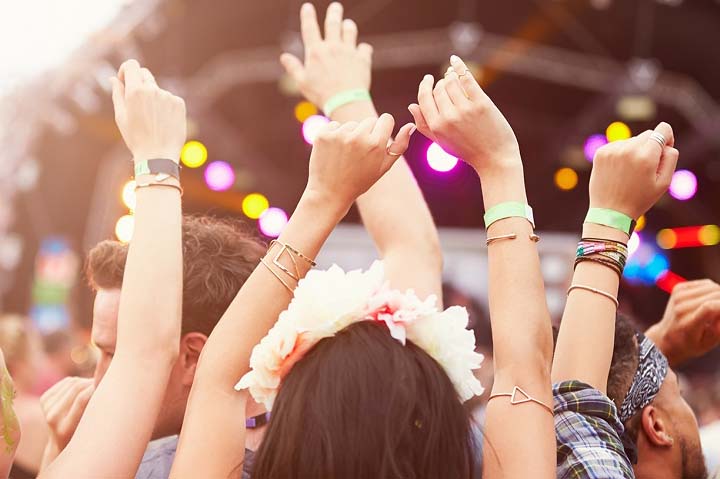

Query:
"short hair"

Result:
[[606, 313, 642, 442], [86, 215, 266, 336]]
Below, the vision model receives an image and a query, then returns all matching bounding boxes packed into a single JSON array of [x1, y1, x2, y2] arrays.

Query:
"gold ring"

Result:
[[386, 148, 403, 157]]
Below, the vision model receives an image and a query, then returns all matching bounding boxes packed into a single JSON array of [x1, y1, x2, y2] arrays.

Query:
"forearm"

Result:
[[39, 440, 60, 472], [551, 223, 627, 393], [645, 323, 682, 367], [332, 101, 442, 299]]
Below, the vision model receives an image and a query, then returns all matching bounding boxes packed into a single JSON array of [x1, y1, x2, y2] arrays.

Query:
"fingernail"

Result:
[[424, 74, 433, 82], [451, 54, 461, 63], [409, 125, 417, 136]]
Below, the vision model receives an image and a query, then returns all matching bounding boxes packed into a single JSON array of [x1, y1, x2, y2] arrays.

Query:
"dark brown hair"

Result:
[[86, 215, 266, 336], [251, 321, 475, 479]]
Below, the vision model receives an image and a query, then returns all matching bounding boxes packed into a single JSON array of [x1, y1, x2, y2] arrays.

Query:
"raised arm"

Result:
[[552, 123, 677, 392], [170, 114, 414, 479], [280, 2, 441, 300], [40, 60, 185, 478], [409, 55, 555, 478]]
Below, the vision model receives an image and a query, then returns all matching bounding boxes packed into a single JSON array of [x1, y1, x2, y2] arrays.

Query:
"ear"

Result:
[[640, 405, 674, 447], [178, 332, 208, 387]]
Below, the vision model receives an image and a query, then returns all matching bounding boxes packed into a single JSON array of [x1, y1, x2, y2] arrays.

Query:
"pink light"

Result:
[[427, 143, 458, 172], [302, 115, 330, 145], [583, 134, 608, 162], [628, 232, 641, 258], [204, 161, 235, 191], [669, 169, 697, 201], [259, 207, 288, 238]]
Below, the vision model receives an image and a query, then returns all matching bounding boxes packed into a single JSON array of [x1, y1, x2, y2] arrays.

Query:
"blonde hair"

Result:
[[0, 315, 32, 372]]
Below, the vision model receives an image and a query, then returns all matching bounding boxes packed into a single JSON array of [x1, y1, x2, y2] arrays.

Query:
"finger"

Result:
[[326, 120, 342, 131], [450, 55, 484, 100], [370, 113, 395, 144], [642, 121, 674, 157], [140, 67, 157, 86], [280, 53, 305, 84], [418, 74, 440, 127], [41, 377, 75, 408], [356, 116, 376, 136], [408, 104, 432, 139], [69, 384, 94, 419], [300, 3, 322, 47], [676, 291, 720, 318], [443, 71, 471, 106], [110, 77, 125, 114], [46, 378, 90, 418], [386, 123, 417, 158], [657, 146, 679, 188], [338, 120, 360, 133], [120, 59, 143, 94], [357, 42, 373, 65], [324, 2, 343, 43], [342, 19, 358, 46], [433, 79, 455, 117]]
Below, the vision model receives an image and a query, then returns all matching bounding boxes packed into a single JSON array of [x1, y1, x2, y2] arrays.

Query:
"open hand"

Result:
[[111, 60, 187, 163], [40, 377, 94, 451], [280, 2, 371, 109]]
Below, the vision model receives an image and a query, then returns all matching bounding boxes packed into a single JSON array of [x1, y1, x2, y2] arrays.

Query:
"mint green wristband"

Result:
[[484, 202, 535, 229], [323, 89, 372, 116], [584, 208, 635, 235]]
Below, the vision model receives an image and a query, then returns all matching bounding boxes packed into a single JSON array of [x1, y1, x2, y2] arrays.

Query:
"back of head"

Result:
[[87, 215, 266, 336], [607, 313, 640, 411], [252, 321, 474, 479]]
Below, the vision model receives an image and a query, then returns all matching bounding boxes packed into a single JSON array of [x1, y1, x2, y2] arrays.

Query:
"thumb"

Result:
[[280, 53, 305, 84], [110, 77, 125, 118], [385, 123, 417, 168], [407, 104, 432, 140]]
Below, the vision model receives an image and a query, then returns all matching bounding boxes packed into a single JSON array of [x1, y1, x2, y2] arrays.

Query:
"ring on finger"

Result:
[[386, 148, 403, 157], [650, 132, 666, 148]]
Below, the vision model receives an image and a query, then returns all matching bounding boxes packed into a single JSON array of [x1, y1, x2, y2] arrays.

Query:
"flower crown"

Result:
[[235, 261, 485, 410]]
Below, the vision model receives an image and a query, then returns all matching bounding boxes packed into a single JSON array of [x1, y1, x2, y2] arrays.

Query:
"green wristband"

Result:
[[484, 202, 535, 229], [134, 159, 180, 179], [584, 208, 635, 235], [323, 89, 372, 116]]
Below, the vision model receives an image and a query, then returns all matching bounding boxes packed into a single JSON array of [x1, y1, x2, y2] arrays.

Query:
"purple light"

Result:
[[302, 115, 330, 145], [259, 207, 288, 238], [426, 143, 458, 172], [583, 134, 608, 162], [204, 161, 236, 191], [669, 169, 697, 201], [628, 232, 641, 258]]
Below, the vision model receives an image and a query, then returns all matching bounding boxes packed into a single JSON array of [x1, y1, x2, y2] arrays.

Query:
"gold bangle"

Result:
[[486, 233, 540, 246], [567, 284, 619, 309], [271, 242, 301, 281], [134, 182, 183, 195], [260, 258, 294, 294], [488, 386, 553, 414], [270, 240, 317, 267]]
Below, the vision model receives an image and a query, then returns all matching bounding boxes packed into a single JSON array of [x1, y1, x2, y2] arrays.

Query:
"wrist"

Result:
[[328, 100, 377, 122], [132, 151, 180, 164], [478, 162, 527, 209], [645, 322, 681, 367], [299, 188, 351, 221], [582, 223, 630, 244]]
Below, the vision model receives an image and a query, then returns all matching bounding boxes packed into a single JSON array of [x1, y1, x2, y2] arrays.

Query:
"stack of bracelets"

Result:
[[575, 237, 629, 279], [259, 240, 317, 293]]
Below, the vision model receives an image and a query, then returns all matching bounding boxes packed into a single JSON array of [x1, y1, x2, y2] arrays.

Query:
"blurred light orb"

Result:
[[122, 180, 137, 210], [656, 229, 677, 249], [554, 167, 578, 191], [259, 207, 288, 238], [115, 215, 135, 243], [294, 101, 318, 123], [583, 134, 608, 162], [427, 143, 458, 172], [669, 169, 697, 200], [606, 121, 631, 142], [699, 225, 720, 246], [628, 232, 641, 257], [204, 161, 235, 191], [181, 140, 208, 168], [302, 115, 330, 145], [242, 193, 270, 219], [635, 214, 646, 232]]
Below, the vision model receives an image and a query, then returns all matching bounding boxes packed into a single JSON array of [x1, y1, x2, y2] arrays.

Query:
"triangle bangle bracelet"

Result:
[[488, 386, 553, 414]]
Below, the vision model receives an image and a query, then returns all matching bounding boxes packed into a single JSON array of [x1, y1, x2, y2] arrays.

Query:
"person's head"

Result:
[[252, 320, 475, 479], [86, 215, 265, 438], [607, 314, 706, 479], [0, 315, 44, 392]]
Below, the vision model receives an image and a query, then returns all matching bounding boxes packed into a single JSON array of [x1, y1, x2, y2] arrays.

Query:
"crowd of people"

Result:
[[0, 2, 718, 478]]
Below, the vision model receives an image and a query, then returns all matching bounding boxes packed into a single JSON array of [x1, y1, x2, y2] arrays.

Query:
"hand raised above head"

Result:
[[305, 113, 415, 209]]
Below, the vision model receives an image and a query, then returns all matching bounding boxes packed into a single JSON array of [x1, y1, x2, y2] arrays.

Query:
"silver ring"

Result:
[[650, 132, 666, 148]]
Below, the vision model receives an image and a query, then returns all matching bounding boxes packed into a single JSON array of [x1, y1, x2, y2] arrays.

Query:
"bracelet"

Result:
[[271, 242, 301, 281], [574, 256, 623, 278], [486, 233, 540, 246], [270, 240, 317, 267], [134, 159, 181, 180], [323, 89, 372, 116], [575, 238, 628, 277], [488, 386, 553, 414], [484, 202, 535, 229], [584, 208, 635, 235], [260, 258, 294, 294], [134, 182, 183, 196], [567, 284, 619, 309]]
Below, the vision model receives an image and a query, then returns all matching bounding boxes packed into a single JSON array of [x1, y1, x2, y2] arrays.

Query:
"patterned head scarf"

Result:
[[619, 332, 669, 424]]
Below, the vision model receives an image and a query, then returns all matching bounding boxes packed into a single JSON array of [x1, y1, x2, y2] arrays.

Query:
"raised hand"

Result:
[[646, 279, 720, 366], [589, 122, 678, 220], [305, 114, 415, 209], [280, 2, 371, 109], [409, 55, 521, 175], [111, 60, 187, 163], [40, 377, 94, 452]]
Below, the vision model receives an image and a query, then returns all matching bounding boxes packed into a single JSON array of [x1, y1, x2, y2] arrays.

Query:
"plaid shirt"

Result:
[[554, 380, 635, 479]]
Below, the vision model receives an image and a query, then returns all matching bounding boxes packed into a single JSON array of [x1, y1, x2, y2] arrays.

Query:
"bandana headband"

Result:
[[619, 332, 669, 424]]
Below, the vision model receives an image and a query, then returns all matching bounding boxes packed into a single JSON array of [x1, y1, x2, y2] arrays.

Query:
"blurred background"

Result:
[[0, 0, 718, 471]]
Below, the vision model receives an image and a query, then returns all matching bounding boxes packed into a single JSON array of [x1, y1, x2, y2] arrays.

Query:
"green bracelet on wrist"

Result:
[[134, 159, 181, 179], [484, 202, 535, 229], [584, 208, 635, 235], [323, 89, 372, 116]]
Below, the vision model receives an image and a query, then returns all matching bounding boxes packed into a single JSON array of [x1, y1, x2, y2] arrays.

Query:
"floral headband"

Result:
[[235, 261, 485, 410]]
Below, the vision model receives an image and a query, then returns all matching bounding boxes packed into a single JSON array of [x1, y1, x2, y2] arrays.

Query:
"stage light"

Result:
[[204, 161, 235, 191], [259, 207, 288, 238], [115, 215, 134, 243], [427, 143, 458, 172], [583, 134, 607, 162], [294, 101, 318, 123], [554, 167, 578, 191], [121, 180, 136, 210], [624, 243, 669, 284], [616, 95, 656, 121], [657, 225, 720, 249], [242, 193, 270, 219], [699, 225, 720, 246], [628, 232, 641, 258], [635, 215, 646, 232], [302, 115, 330, 145], [606, 121, 631, 142], [181, 140, 208, 168], [656, 271, 687, 293], [669, 169, 697, 201], [656, 229, 677, 249]]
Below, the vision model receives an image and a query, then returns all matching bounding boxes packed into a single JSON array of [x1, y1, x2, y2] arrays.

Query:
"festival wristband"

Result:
[[134, 158, 181, 180], [323, 89, 372, 116], [483, 202, 535, 229], [584, 208, 635, 235]]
